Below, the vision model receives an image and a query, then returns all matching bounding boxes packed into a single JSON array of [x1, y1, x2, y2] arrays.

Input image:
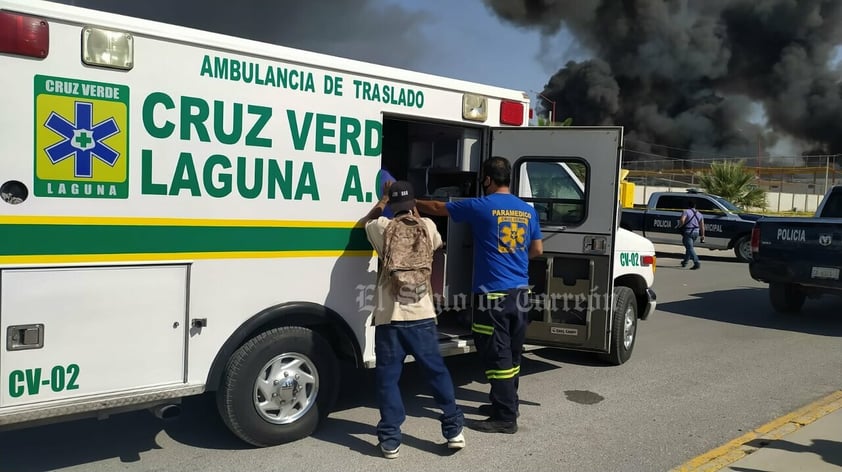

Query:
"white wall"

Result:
[[631, 185, 825, 213]]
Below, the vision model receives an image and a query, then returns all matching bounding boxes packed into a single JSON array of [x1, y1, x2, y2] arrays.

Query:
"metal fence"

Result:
[[623, 155, 841, 197]]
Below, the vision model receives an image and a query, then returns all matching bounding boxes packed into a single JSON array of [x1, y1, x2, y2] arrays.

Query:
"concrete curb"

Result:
[[668, 390, 842, 472]]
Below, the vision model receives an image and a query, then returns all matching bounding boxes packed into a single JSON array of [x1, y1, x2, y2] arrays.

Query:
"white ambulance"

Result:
[[0, 0, 657, 447]]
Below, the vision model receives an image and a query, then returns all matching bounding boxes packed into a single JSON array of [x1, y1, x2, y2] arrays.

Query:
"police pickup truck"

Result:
[[620, 189, 761, 262], [749, 185, 842, 313]]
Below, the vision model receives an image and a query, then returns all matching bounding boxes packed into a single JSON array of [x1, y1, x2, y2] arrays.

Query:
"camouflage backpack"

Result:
[[382, 213, 433, 304]]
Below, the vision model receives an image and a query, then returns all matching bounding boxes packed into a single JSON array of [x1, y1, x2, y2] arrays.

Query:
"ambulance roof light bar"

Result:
[[0, 11, 49, 59]]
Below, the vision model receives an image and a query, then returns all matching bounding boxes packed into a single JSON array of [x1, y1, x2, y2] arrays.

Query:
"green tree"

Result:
[[536, 116, 573, 126], [695, 160, 767, 209]]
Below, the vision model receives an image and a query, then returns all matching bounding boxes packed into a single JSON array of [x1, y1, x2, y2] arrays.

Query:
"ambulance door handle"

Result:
[[7, 324, 45, 351], [583, 235, 607, 255]]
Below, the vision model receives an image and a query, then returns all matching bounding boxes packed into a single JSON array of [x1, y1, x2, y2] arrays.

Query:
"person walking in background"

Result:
[[360, 180, 465, 459], [415, 156, 543, 434], [679, 199, 705, 270]]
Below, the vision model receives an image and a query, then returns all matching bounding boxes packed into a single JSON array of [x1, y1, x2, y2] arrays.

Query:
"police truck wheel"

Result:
[[769, 282, 805, 314], [734, 236, 752, 262], [599, 286, 637, 366], [217, 326, 338, 447]]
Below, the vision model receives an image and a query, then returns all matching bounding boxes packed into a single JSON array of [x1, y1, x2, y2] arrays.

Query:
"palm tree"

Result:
[[695, 160, 767, 209]]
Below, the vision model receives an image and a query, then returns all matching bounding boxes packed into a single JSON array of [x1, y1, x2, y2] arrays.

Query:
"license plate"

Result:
[[811, 266, 840, 280]]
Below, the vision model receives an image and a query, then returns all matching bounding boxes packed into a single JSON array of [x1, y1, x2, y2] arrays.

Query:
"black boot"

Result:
[[469, 417, 518, 434], [477, 404, 520, 418]]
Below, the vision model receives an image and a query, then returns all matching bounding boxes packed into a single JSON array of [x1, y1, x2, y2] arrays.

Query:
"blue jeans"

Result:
[[374, 319, 464, 450], [682, 229, 700, 266]]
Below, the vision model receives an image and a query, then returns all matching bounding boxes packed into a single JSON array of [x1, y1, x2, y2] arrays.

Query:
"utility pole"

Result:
[[537, 92, 556, 125], [826, 155, 831, 194]]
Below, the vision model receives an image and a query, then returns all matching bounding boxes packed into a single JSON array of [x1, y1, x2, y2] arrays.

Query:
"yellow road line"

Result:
[[669, 390, 842, 471]]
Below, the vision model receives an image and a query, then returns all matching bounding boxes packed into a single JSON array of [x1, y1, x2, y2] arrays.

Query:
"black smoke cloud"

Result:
[[484, 0, 842, 161], [51, 0, 430, 70]]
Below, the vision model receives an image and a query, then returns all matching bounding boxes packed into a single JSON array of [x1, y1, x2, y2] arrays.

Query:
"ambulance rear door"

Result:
[[489, 126, 623, 354]]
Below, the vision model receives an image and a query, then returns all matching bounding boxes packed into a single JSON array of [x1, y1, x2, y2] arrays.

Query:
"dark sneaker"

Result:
[[477, 404, 519, 418], [468, 418, 518, 434], [691, 264, 701, 270], [680, 261, 687, 267]]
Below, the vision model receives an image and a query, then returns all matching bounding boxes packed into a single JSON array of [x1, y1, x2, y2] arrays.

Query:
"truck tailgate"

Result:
[[753, 218, 842, 288]]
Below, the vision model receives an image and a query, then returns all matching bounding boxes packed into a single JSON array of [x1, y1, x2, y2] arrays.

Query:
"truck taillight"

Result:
[[500, 100, 525, 126], [751, 226, 760, 253], [0, 11, 49, 59], [641, 255, 656, 272]]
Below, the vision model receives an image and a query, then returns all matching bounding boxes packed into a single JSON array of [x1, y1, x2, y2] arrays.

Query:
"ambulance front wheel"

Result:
[[217, 326, 339, 447], [599, 286, 637, 366]]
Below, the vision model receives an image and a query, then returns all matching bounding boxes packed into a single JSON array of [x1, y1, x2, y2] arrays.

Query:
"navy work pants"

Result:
[[471, 288, 530, 422]]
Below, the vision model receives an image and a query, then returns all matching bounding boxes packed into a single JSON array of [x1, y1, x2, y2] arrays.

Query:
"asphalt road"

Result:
[[2, 245, 841, 472]]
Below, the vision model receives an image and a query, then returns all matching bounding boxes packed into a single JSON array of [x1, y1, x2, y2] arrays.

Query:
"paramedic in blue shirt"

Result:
[[415, 156, 543, 434]]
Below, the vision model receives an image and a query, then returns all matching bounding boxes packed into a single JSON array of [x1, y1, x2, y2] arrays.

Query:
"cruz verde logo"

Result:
[[34, 75, 129, 198]]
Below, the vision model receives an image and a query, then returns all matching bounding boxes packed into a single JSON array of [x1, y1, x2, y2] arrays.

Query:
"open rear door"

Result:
[[489, 127, 623, 353]]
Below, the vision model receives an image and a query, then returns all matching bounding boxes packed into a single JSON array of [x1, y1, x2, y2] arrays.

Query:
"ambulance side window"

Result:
[[515, 159, 588, 226]]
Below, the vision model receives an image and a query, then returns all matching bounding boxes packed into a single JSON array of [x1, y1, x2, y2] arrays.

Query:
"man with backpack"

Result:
[[361, 180, 465, 459], [678, 199, 705, 270], [415, 157, 543, 435]]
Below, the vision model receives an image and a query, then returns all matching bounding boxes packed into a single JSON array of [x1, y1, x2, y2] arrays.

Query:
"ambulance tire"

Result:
[[217, 326, 338, 447], [598, 286, 637, 366]]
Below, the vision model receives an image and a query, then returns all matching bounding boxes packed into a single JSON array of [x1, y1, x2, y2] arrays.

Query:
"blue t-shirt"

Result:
[[446, 193, 542, 293]]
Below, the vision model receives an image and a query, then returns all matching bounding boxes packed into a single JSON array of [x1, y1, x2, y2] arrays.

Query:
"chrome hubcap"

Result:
[[623, 305, 636, 350], [740, 240, 753, 261], [253, 353, 319, 424]]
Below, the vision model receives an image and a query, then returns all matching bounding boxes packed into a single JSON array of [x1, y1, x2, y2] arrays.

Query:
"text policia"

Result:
[[140, 92, 385, 203]]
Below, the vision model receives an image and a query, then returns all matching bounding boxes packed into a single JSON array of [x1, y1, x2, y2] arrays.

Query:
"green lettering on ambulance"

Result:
[[315, 113, 336, 153], [236, 157, 263, 199], [141, 149, 168, 195], [214, 101, 243, 145], [169, 152, 201, 196], [9, 370, 24, 398], [66, 364, 80, 391], [267, 160, 293, 200], [340, 116, 362, 155], [365, 120, 382, 157], [287, 110, 313, 151], [266, 159, 292, 200], [200, 54, 213, 77], [245, 105, 273, 148], [295, 162, 319, 201], [51, 365, 65, 392], [142, 92, 175, 139], [203, 154, 233, 198], [180, 96, 211, 142], [25, 368, 41, 395], [341, 165, 364, 202]]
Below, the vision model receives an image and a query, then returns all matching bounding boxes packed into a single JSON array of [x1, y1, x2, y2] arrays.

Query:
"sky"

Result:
[[51, 0, 842, 159], [55, 0, 580, 119], [379, 0, 584, 102]]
